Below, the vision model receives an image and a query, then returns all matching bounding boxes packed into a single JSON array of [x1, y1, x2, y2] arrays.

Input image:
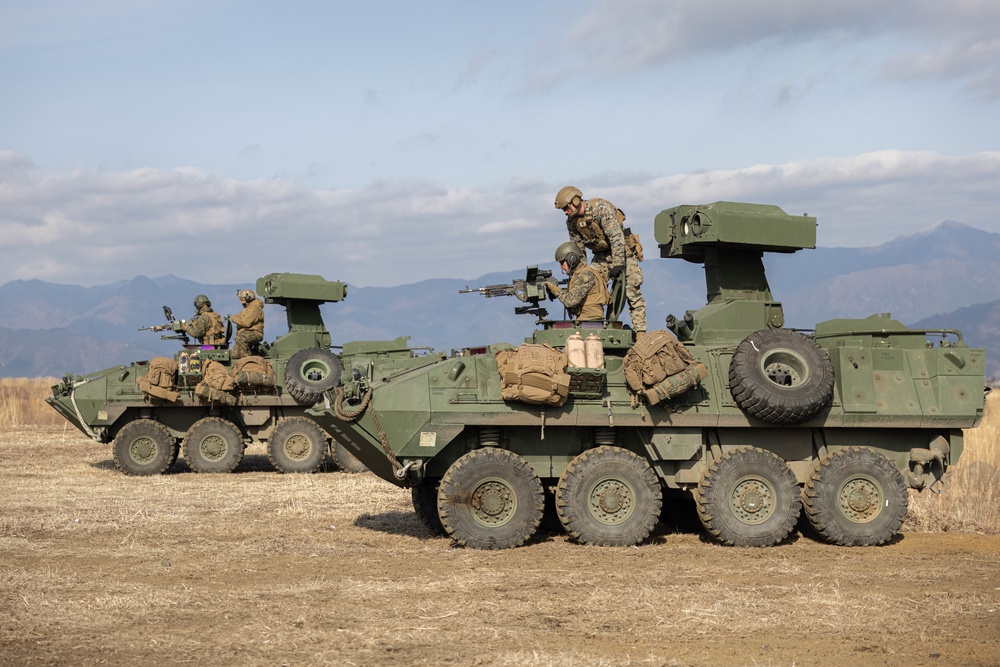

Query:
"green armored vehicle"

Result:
[[307, 202, 987, 549], [46, 273, 438, 476]]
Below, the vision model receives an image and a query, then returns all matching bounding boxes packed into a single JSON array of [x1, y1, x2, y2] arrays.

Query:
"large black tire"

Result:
[[112, 419, 175, 476], [802, 447, 908, 546], [268, 417, 328, 473], [284, 348, 343, 406], [555, 446, 662, 547], [437, 448, 544, 550], [696, 447, 801, 547], [331, 440, 368, 474], [411, 480, 446, 536], [729, 329, 834, 425], [182, 417, 245, 473]]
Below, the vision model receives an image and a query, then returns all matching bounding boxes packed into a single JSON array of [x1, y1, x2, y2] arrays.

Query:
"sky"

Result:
[[1, 0, 999, 288]]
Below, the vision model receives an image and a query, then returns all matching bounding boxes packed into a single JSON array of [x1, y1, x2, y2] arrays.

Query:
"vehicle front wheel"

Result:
[[438, 448, 544, 550], [112, 419, 175, 476]]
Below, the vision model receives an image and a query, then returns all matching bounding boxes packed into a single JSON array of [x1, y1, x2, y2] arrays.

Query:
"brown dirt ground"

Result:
[[1, 427, 998, 667]]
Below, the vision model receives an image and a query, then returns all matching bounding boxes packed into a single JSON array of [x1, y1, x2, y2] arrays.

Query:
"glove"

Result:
[[544, 280, 559, 296], [608, 265, 623, 279]]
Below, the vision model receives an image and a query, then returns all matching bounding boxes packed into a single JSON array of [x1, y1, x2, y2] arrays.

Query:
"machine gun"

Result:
[[460, 266, 564, 321], [138, 305, 189, 342]]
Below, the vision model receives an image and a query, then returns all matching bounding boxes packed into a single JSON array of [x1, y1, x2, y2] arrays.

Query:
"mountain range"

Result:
[[2, 220, 997, 380]]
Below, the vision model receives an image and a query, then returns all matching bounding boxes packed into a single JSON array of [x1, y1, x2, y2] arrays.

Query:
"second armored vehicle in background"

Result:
[[46, 273, 439, 476]]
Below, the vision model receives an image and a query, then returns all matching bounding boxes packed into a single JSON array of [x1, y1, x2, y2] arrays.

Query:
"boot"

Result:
[[635, 331, 645, 341]]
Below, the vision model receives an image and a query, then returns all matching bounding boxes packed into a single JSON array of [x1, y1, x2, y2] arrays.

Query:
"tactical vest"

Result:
[[204, 311, 226, 345], [569, 198, 626, 253], [570, 265, 610, 321], [623, 330, 697, 392]]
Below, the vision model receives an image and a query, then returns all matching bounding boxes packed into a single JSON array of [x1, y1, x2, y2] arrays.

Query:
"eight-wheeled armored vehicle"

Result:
[[46, 273, 438, 476], [308, 201, 987, 549]]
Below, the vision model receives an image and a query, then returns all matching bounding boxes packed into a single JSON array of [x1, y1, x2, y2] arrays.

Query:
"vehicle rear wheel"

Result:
[[556, 446, 662, 546], [182, 417, 244, 473], [437, 448, 544, 550], [112, 419, 175, 476], [696, 447, 801, 547], [729, 329, 834, 425], [268, 417, 328, 473], [331, 440, 368, 473], [411, 480, 445, 536], [802, 447, 907, 546], [284, 348, 343, 406]]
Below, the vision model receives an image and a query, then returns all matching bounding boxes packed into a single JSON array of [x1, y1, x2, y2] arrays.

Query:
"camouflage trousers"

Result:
[[591, 252, 646, 332], [232, 330, 263, 360]]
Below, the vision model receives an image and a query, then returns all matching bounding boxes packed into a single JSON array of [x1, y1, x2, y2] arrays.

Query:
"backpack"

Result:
[[230, 355, 275, 388], [496, 343, 571, 406], [201, 359, 236, 391], [623, 330, 696, 392], [137, 356, 179, 402]]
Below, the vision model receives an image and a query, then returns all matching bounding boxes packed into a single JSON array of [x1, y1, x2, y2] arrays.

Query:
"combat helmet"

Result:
[[194, 294, 211, 309], [238, 289, 256, 304], [554, 186, 583, 211], [554, 241, 584, 270]]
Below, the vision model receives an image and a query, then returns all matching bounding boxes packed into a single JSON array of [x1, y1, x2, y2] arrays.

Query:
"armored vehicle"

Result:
[[46, 273, 438, 476], [307, 202, 987, 549]]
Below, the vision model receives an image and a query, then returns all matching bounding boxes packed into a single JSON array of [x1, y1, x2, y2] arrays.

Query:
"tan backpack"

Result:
[[230, 355, 275, 387], [496, 343, 571, 406], [623, 330, 696, 392], [137, 356, 179, 402], [201, 359, 236, 391]]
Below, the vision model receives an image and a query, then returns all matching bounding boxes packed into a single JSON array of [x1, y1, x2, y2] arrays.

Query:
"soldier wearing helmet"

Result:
[[230, 289, 264, 359], [544, 242, 609, 322], [180, 294, 227, 346], [554, 186, 646, 337]]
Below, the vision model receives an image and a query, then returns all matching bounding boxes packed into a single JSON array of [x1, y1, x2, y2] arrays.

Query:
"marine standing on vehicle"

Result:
[[555, 186, 646, 337], [230, 289, 264, 359], [545, 242, 609, 323], [181, 294, 227, 346]]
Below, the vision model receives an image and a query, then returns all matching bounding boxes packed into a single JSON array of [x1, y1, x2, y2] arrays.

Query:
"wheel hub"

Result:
[[589, 479, 634, 524], [200, 435, 228, 462], [765, 362, 799, 387], [730, 478, 774, 524], [471, 480, 515, 526], [285, 434, 310, 460], [839, 477, 882, 522], [130, 437, 157, 464]]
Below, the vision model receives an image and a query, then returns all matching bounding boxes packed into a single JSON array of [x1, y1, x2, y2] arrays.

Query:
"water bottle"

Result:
[[566, 333, 586, 367], [585, 333, 605, 369]]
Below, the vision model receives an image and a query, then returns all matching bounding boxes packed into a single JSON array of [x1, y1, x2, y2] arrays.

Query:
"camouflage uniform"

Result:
[[183, 305, 226, 346], [547, 260, 609, 322], [566, 198, 646, 332], [230, 296, 264, 359]]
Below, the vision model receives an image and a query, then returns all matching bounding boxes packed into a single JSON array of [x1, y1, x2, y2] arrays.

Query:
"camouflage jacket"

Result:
[[566, 198, 627, 267], [554, 264, 609, 321], [231, 298, 264, 334]]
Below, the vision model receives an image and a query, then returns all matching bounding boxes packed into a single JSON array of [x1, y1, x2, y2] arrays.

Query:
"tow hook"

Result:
[[395, 459, 421, 480]]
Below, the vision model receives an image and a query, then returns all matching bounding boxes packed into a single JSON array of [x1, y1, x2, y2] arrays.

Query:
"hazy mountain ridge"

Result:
[[2, 221, 997, 378]]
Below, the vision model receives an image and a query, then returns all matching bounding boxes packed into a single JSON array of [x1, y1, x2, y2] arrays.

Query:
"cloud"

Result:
[[523, 0, 1000, 98], [1, 149, 998, 288]]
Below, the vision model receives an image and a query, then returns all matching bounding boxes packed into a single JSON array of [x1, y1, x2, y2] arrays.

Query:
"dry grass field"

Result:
[[1, 379, 999, 666]]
